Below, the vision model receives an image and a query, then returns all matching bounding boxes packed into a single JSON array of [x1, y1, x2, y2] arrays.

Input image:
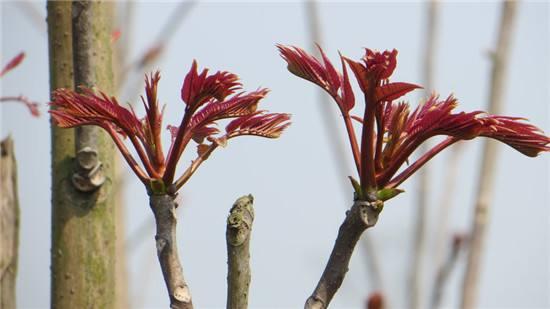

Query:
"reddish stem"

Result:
[[343, 114, 362, 175], [387, 137, 457, 188], [105, 126, 148, 183], [374, 104, 385, 171], [173, 142, 218, 190], [360, 91, 377, 193], [163, 110, 193, 184], [377, 135, 427, 187], [129, 135, 161, 178]]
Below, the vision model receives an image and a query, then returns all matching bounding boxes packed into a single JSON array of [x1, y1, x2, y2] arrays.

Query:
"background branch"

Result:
[[409, 2, 439, 309], [461, 2, 518, 308]]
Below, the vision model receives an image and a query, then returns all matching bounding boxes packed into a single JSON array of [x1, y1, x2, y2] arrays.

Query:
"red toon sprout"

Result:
[[50, 63, 290, 194], [278, 44, 549, 201]]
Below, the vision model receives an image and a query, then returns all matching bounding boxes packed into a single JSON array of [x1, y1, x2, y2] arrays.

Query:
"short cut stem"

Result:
[[226, 195, 255, 309]]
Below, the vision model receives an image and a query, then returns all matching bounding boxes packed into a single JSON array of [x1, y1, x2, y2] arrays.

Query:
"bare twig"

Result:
[[14, 1, 46, 34], [431, 234, 468, 309], [409, 2, 439, 309], [226, 195, 255, 309], [0, 137, 19, 309], [0, 95, 40, 117], [461, 3, 518, 309], [305, 0, 385, 295], [305, 200, 383, 309], [431, 143, 463, 287], [120, 1, 197, 97], [149, 194, 193, 309]]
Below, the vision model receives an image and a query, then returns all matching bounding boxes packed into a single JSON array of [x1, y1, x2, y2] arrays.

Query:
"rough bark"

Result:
[[305, 200, 383, 309], [461, 3, 517, 309], [48, 1, 116, 308], [0, 137, 19, 309], [149, 194, 193, 309], [226, 195, 254, 309]]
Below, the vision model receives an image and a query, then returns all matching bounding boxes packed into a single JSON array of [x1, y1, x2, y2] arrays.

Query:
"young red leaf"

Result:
[[343, 56, 369, 93], [181, 60, 241, 110], [317, 44, 341, 95], [188, 89, 268, 135], [364, 48, 398, 80], [50, 88, 144, 139], [1, 52, 25, 77], [374, 82, 422, 102], [339, 53, 355, 112], [226, 112, 291, 139]]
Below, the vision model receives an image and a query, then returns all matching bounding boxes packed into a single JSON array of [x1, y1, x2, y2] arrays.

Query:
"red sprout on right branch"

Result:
[[278, 44, 549, 201]]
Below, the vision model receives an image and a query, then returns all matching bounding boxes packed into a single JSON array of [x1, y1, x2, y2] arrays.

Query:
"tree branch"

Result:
[[461, 3, 518, 308], [305, 200, 383, 309], [409, 2, 439, 308], [1, 137, 19, 309], [226, 195, 255, 309], [149, 194, 193, 309]]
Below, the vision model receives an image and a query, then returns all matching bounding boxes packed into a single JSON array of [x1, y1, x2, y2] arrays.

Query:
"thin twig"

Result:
[[14, 1, 46, 34], [226, 195, 255, 309], [120, 1, 197, 98], [461, 3, 518, 309], [431, 143, 463, 292], [409, 2, 439, 309], [431, 234, 468, 309]]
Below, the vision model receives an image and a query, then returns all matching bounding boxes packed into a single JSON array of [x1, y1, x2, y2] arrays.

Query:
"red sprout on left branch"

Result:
[[50, 61, 291, 194]]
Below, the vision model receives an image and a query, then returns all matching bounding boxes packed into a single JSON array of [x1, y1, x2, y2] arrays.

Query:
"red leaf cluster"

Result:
[[279, 44, 549, 199], [50, 61, 290, 192]]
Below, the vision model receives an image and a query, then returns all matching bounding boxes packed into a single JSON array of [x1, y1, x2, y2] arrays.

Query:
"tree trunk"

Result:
[[0, 137, 20, 309], [226, 195, 254, 309], [48, 1, 116, 308]]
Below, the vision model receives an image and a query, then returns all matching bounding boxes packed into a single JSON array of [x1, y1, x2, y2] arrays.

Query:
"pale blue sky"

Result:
[[1, 1, 548, 308]]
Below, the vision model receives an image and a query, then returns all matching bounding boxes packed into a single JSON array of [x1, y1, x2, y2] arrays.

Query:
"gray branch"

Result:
[[149, 194, 193, 309], [461, 3, 518, 308], [226, 195, 255, 309], [305, 200, 383, 309]]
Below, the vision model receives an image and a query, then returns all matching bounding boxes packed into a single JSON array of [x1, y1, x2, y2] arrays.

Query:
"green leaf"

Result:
[[375, 187, 404, 201], [149, 178, 167, 195], [348, 176, 364, 200]]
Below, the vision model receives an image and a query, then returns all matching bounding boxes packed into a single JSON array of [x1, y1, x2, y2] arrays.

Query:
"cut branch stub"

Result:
[[226, 194, 255, 309]]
